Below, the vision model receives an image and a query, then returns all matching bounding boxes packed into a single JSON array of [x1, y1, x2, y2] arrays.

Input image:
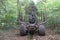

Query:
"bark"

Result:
[[17, 0, 22, 24]]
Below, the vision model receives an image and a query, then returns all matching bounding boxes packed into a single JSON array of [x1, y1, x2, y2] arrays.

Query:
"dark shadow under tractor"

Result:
[[20, 7, 46, 36]]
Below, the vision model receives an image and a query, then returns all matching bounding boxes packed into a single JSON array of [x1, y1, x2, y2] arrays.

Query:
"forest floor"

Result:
[[0, 29, 60, 40]]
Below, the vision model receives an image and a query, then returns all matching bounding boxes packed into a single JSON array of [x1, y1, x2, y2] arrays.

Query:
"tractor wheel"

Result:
[[38, 25, 45, 36], [20, 24, 27, 36]]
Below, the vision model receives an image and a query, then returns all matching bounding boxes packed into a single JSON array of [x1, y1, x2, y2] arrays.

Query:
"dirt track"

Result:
[[0, 29, 60, 40]]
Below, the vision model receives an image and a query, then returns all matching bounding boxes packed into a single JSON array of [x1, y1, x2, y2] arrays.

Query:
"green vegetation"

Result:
[[0, 0, 60, 33]]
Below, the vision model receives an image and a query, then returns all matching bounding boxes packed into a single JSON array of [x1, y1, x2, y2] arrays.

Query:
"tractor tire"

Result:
[[38, 24, 45, 36], [20, 24, 27, 36]]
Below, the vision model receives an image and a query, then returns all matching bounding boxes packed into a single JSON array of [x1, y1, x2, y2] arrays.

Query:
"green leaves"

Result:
[[0, 0, 60, 33]]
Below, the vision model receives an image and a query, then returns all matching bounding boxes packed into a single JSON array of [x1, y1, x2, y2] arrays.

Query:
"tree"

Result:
[[17, 0, 22, 24]]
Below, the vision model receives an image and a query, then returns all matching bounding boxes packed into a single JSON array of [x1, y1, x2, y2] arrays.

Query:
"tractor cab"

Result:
[[29, 7, 36, 24]]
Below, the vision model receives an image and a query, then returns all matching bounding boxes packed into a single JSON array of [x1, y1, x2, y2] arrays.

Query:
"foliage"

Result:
[[0, 0, 60, 33], [36, 0, 60, 33]]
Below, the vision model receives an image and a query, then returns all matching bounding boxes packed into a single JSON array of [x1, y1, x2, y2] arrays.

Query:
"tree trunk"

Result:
[[17, 0, 22, 24]]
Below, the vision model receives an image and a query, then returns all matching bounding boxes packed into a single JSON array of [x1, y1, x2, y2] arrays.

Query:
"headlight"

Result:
[[35, 25, 38, 28], [26, 25, 30, 28]]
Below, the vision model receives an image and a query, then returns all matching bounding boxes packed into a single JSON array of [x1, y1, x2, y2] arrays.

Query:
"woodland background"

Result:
[[0, 0, 60, 34]]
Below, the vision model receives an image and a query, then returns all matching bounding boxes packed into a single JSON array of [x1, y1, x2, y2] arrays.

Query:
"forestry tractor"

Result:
[[20, 6, 46, 36]]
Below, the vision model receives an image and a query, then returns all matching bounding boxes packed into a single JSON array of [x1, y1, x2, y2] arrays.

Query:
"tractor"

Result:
[[20, 6, 46, 36]]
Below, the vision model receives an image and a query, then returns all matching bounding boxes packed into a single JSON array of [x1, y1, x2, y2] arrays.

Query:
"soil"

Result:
[[0, 29, 60, 40]]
